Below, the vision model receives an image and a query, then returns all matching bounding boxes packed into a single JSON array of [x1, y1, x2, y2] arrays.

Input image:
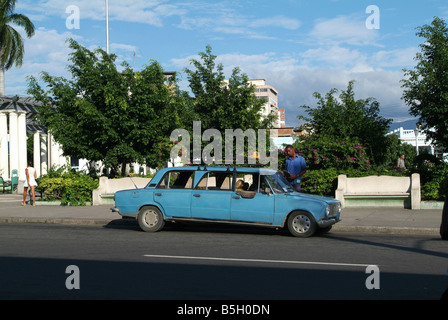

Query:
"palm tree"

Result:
[[0, 0, 35, 96]]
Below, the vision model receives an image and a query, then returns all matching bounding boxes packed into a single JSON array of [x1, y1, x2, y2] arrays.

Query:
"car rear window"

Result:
[[157, 171, 194, 189], [196, 171, 233, 191]]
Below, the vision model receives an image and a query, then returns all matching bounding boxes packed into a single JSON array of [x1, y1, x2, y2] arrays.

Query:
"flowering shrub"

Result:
[[294, 136, 371, 171]]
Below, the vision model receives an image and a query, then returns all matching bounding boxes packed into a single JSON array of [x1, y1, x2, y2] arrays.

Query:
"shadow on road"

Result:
[[1, 255, 446, 300]]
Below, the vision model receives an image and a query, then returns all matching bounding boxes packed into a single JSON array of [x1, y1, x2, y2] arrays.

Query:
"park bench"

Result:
[[92, 176, 152, 205], [0, 177, 12, 193], [335, 174, 421, 210]]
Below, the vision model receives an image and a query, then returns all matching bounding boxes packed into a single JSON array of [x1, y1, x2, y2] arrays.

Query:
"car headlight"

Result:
[[325, 205, 330, 217]]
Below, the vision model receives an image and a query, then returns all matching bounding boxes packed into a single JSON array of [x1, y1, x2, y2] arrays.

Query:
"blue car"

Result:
[[112, 166, 342, 237]]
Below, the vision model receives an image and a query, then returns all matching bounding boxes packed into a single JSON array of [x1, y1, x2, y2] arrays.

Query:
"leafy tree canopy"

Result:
[[298, 80, 392, 165], [185, 45, 276, 132], [27, 39, 187, 175], [402, 16, 448, 151]]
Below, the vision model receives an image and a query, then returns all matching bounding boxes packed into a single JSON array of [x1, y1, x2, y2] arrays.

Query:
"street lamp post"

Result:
[[106, 0, 109, 54], [414, 126, 419, 156]]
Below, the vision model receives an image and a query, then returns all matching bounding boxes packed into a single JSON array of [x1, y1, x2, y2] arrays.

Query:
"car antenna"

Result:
[[129, 176, 139, 189]]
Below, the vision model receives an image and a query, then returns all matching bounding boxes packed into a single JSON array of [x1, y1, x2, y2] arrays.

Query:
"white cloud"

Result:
[[5, 27, 78, 95], [300, 46, 366, 68], [309, 15, 381, 47], [19, 0, 181, 26], [176, 2, 300, 38], [171, 50, 410, 126], [249, 15, 301, 30], [372, 47, 418, 68], [4, 26, 142, 96]]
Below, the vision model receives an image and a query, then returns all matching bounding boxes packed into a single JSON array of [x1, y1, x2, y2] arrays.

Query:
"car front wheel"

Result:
[[138, 206, 165, 232], [287, 211, 317, 237]]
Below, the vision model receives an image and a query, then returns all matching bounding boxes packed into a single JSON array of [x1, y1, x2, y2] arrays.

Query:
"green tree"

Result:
[[27, 39, 187, 176], [298, 81, 392, 165], [0, 0, 35, 95], [185, 45, 275, 132], [402, 16, 448, 151], [183, 45, 276, 164]]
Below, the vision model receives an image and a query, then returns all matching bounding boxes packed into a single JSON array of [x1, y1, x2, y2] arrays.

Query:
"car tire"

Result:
[[138, 206, 165, 232], [287, 211, 317, 238]]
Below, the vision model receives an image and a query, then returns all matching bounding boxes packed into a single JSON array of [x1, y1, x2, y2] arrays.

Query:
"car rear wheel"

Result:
[[138, 206, 165, 232], [287, 211, 317, 237]]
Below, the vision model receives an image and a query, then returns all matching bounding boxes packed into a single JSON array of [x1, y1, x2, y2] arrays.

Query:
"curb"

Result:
[[0, 217, 135, 226], [332, 225, 439, 235], [0, 217, 440, 235], [0, 217, 111, 225]]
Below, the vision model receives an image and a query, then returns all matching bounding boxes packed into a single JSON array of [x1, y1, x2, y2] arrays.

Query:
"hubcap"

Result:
[[292, 214, 310, 233], [143, 210, 158, 227]]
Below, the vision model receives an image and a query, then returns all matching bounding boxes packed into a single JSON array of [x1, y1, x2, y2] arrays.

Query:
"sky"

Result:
[[6, 0, 448, 128]]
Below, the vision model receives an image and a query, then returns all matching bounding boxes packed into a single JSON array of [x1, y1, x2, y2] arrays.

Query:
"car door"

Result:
[[153, 170, 194, 218], [190, 171, 232, 220], [230, 174, 275, 224]]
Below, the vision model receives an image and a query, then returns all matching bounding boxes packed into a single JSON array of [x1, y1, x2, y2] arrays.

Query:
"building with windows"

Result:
[[249, 79, 285, 128], [388, 127, 447, 159]]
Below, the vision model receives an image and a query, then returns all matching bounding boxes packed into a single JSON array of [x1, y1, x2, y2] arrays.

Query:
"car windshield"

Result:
[[265, 172, 294, 193]]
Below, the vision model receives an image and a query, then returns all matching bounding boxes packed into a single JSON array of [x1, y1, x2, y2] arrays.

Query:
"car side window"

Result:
[[259, 176, 272, 194], [157, 171, 194, 189], [196, 171, 233, 191], [235, 173, 265, 193], [235, 173, 259, 199]]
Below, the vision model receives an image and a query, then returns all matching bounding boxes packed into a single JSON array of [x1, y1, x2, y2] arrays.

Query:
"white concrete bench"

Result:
[[92, 176, 152, 205], [335, 174, 421, 210]]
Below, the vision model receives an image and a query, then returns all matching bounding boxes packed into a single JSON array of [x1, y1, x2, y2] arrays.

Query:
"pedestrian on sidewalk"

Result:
[[396, 154, 406, 172], [22, 161, 38, 206], [284, 145, 307, 192]]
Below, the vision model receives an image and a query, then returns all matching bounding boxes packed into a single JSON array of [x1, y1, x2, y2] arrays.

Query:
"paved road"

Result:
[[1, 223, 447, 300]]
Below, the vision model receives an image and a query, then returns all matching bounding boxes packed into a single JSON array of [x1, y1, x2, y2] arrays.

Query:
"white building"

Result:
[[388, 126, 447, 159], [0, 96, 66, 181]]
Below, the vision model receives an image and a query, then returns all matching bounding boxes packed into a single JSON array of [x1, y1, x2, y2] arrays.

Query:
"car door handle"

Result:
[[155, 193, 162, 196], [232, 195, 241, 199], [193, 194, 201, 197]]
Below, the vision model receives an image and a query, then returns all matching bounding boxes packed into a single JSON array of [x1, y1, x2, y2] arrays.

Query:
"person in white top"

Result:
[[22, 161, 38, 206]]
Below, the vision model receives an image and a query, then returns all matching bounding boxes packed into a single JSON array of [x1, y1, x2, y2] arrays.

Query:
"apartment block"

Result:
[[249, 79, 285, 128]]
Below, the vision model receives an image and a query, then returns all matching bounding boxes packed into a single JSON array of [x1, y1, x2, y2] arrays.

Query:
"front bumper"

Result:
[[111, 207, 120, 214], [317, 217, 341, 228]]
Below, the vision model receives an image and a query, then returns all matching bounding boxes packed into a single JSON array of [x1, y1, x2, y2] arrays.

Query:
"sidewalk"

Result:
[[0, 193, 443, 235]]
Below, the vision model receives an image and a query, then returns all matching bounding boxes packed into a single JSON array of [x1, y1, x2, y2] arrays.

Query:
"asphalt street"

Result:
[[1, 223, 447, 300]]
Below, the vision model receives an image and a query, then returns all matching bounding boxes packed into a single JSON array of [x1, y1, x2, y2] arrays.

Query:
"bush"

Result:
[[294, 135, 372, 171], [418, 163, 448, 201], [300, 166, 409, 197], [301, 168, 338, 196], [36, 165, 99, 206]]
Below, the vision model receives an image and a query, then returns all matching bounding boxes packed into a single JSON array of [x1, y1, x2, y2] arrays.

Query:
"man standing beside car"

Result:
[[285, 145, 307, 192]]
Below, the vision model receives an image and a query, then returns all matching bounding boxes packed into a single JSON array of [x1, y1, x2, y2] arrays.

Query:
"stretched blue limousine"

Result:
[[112, 166, 342, 237]]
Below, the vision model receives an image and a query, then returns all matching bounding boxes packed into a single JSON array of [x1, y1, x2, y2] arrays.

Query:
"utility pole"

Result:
[[106, 0, 109, 54]]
